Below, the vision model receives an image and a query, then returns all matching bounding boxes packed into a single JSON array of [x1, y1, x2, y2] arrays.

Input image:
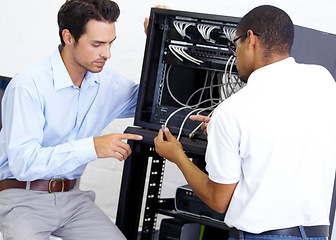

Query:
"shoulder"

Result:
[[294, 60, 335, 85], [10, 56, 52, 88], [211, 88, 249, 126], [288, 57, 333, 76]]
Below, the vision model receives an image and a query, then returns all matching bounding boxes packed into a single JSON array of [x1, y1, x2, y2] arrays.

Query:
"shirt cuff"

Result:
[[72, 137, 98, 163]]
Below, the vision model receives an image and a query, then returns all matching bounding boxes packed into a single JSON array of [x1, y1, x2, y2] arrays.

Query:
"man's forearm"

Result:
[[174, 153, 237, 213]]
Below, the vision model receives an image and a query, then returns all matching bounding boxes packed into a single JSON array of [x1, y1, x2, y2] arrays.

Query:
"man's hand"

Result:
[[154, 126, 237, 213], [189, 115, 211, 137], [154, 127, 185, 164], [93, 133, 143, 161], [144, 17, 150, 35], [144, 5, 170, 35]]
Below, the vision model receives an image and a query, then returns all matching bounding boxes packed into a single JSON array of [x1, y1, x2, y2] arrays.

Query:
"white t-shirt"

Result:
[[206, 57, 336, 233]]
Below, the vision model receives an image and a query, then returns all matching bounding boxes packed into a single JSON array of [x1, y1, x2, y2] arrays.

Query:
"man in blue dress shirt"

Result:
[[0, 0, 142, 239]]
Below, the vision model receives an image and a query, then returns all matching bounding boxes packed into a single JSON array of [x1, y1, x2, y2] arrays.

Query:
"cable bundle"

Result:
[[163, 58, 245, 140], [164, 20, 243, 139], [220, 55, 245, 99], [197, 24, 220, 43], [168, 45, 204, 65], [173, 20, 195, 39], [222, 27, 237, 42]]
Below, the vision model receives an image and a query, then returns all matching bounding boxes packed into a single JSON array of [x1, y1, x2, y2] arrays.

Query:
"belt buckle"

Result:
[[48, 178, 65, 193]]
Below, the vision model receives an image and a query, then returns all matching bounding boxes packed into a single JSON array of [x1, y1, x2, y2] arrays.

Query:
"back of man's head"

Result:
[[237, 5, 294, 57], [58, 0, 120, 46]]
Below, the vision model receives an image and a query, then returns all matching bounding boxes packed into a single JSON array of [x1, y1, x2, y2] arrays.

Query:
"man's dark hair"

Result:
[[58, 0, 120, 46], [237, 5, 294, 57]]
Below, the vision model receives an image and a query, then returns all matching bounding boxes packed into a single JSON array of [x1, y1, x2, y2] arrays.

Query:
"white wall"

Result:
[[1, 0, 336, 235]]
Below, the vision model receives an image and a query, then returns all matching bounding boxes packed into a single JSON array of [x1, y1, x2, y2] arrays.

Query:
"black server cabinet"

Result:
[[134, 8, 242, 141]]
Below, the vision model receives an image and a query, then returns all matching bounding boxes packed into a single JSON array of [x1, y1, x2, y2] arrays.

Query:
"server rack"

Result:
[[116, 7, 336, 240]]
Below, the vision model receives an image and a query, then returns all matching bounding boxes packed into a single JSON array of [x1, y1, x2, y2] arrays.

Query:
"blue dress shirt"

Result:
[[0, 45, 138, 181]]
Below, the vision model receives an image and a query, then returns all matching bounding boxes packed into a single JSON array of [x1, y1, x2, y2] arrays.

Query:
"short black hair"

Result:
[[58, 0, 120, 46], [237, 5, 294, 56]]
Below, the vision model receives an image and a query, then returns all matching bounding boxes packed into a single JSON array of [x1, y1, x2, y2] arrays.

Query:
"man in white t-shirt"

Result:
[[154, 5, 336, 240]]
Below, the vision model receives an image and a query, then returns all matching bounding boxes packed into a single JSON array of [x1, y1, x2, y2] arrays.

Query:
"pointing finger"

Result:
[[190, 115, 211, 123], [119, 133, 143, 141]]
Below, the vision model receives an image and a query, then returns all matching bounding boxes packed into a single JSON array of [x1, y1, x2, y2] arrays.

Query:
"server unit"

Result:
[[159, 218, 202, 240], [175, 184, 225, 222]]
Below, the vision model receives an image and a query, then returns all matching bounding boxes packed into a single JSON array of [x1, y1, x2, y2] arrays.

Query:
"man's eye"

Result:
[[93, 44, 101, 47]]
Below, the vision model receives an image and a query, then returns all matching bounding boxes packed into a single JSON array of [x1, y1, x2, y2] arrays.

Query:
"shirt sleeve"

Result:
[[100, 69, 139, 126], [2, 79, 97, 181], [205, 103, 242, 184]]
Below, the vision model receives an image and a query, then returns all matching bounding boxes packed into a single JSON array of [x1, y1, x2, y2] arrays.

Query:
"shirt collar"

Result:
[[248, 57, 294, 84], [50, 45, 100, 91]]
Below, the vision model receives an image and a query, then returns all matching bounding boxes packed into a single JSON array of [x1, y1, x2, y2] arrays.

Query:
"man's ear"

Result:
[[62, 29, 73, 45], [247, 30, 257, 49]]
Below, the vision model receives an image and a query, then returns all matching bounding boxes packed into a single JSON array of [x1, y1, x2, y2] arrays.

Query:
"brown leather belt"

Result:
[[0, 179, 76, 193], [229, 225, 329, 239]]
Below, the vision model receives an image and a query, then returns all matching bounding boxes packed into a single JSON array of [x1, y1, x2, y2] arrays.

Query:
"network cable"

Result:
[[197, 24, 220, 43], [168, 44, 203, 65], [173, 20, 195, 39], [188, 109, 215, 139], [163, 24, 245, 140], [186, 82, 228, 105], [222, 27, 237, 42], [178, 105, 217, 140]]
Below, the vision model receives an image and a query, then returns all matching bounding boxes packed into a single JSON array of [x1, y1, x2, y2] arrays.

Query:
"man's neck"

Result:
[[254, 53, 290, 71], [60, 47, 86, 88]]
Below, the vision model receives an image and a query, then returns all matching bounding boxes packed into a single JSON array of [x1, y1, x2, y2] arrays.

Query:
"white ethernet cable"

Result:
[[173, 21, 195, 39], [168, 45, 184, 62], [186, 82, 227, 106], [223, 27, 237, 42], [165, 47, 245, 139], [197, 24, 220, 43], [164, 106, 191, 129], [188, 108, 215, 139], [165, 65, 222, 138], [166, 66, 215, 109], [221, 55, 235, 99], [227, 55, 236, 96], [179, 47, 203, 65], [225, 57, 245, 98], [178, 104, 218, 140], [185, 71, 222, 107], [163, 98, 221, 140], [187, 56, 245, 138], [219, 55, 233, 99], [209, 71, 216, 105], [168, 45, 203, 65]]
